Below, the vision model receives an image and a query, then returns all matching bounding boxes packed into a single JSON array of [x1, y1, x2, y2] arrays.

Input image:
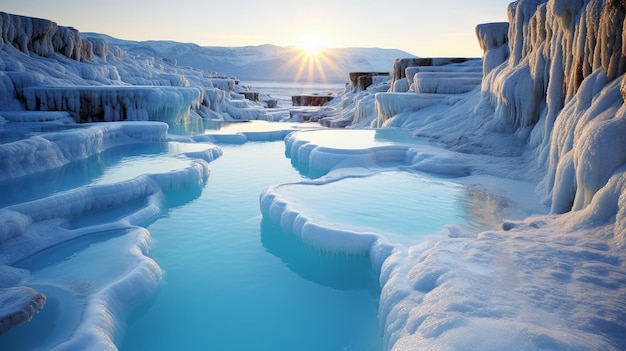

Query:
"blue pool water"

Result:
[[118, 142, 382, 351], [0, 121, 484, 351], [273, 171, 472, 244], [0, 141, 212, 207]]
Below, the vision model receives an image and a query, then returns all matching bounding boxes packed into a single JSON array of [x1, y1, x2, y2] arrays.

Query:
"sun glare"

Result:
[[297, 34, 325, 56], [283, 34, 342, 83]]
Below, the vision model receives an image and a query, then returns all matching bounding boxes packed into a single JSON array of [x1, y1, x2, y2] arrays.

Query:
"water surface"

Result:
[[119, 142, 382, 351]]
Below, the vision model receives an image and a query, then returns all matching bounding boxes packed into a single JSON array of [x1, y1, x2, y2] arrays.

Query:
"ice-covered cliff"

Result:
[[0, 12, 272, 125], [321, 0, 625, 232], [478, 0, 626, 229], [0, 12, 88, 61]]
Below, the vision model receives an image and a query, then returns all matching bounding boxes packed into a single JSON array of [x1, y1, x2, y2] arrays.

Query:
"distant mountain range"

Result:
[[83, 33, 417, 83]]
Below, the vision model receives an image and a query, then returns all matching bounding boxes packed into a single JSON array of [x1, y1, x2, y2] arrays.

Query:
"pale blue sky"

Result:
[[2, 0, 512, 56]]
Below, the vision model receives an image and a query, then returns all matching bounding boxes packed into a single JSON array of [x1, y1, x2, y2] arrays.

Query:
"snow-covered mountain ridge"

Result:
[[83, 33, 417, 82]]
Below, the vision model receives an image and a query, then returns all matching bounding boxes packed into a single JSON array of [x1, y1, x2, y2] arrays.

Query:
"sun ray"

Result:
[[281, 39, 344, 83]]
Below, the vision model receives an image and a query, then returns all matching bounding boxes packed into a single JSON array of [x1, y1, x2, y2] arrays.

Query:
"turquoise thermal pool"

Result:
[[0, 122, 486, 351], [268, 171, 472, 244]]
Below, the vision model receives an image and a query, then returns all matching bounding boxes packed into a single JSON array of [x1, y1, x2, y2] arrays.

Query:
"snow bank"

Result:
[[378, 216, 626, 350]]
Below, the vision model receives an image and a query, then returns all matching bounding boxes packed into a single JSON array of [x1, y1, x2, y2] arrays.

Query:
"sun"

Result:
[[283, 33, 342, 83], [296, 34, 326, 56]]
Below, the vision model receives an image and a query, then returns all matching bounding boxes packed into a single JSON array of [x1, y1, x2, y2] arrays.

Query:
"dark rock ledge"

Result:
[[0, 287, 46, 335], [292, 94, 334, 106]]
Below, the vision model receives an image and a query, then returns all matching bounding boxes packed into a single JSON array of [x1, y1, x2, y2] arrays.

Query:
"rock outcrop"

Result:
[[348, 72, 390, 90], [291, 94, 334, 106]]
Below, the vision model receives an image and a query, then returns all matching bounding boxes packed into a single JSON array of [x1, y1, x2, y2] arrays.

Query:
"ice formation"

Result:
[[0, 122, 169, 181], [0, 10, 251, 346], [481, 0, 626, 218], [260, 183, 381, 254], [319, 0, 626, 229], [1, 0, 626, 350], [275, 0, 626, 349], [0, 11, 274, 125]]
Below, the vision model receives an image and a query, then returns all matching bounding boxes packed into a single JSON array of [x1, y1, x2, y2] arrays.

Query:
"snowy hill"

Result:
[[83, 33, 417, 82]]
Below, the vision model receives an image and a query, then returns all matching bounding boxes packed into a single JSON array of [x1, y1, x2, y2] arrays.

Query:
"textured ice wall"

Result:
[[0, 12, 89, 61], [375, 93, 445, 127], [22, 86, 203, 124], [0, 12, 265, 123], [409, 72, 482, 94], [390, 57, 477, 92], [480, 0, 626, 220], [475, 22, 510, 76]]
